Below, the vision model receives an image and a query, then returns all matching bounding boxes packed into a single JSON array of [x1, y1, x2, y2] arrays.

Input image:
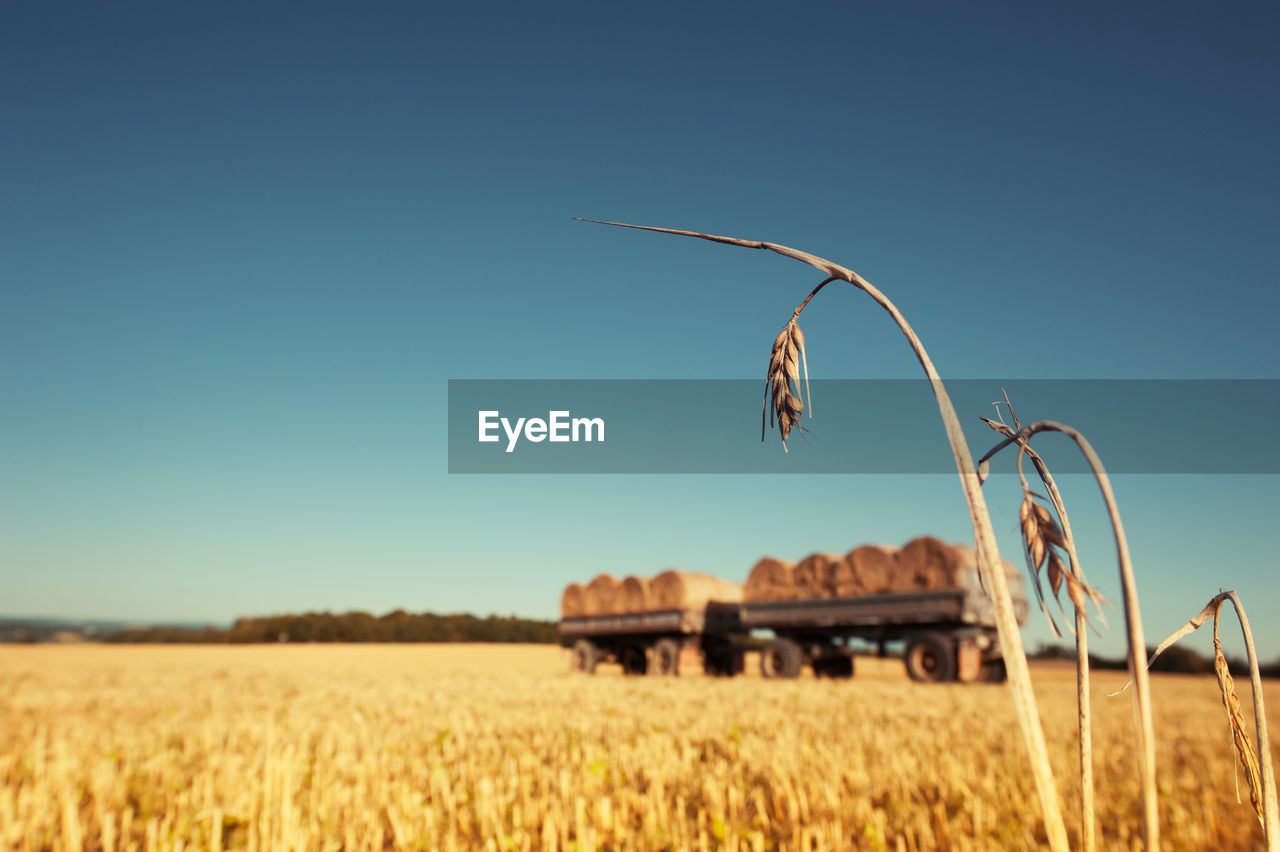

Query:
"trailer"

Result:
[[558, 562, 1029, 683], [558, 601, 745, 676]]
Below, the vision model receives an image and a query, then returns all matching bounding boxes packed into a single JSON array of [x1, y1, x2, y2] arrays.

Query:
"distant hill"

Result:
[[2, 610, 559, 645], [0, 617, 222, 643], [1030, 641, 1280, 679]]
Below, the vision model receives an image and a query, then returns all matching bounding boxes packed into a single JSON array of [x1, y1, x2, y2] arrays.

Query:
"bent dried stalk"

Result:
[[979, 420, 1158, 851], [1130, 591, 1279, 849], [577, 218, 1071, 852], [982, 404, 1097, 852]]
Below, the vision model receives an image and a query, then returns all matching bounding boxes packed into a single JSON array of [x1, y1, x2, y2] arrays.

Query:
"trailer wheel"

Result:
[[571, 639, 598, 674], [620, 646, 649, 676], [760, 638, 804, 679], [704, 649, 744, 677], [814, 655, 854, 679], [650, 639, 681, 676], [905, 633, 957, 683], [979, 659, 1007, 683]]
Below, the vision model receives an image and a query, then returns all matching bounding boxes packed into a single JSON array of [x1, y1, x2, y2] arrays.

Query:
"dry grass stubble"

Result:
[[2, 645, 1277, 851]]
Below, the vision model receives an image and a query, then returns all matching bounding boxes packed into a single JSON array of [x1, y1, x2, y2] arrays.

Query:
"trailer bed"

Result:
[[739, 588, 984, 631], [558, 601, 743, 639]]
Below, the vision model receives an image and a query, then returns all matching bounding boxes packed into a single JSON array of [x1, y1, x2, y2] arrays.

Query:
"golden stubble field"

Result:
[[1, 644, 1275, 851]]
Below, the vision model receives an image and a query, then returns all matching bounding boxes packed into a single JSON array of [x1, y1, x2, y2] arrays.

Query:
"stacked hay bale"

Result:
[[560, 583, 587, 618], [618, 576, 650, 613], [558, 537, 1005, 617], [791, 553, 847, 598], [583, 573, 619, 615], [649, 570, 744, 610], [891, 536, 963, 592], [844, 545, 898, 595], [740, 536, 986, 602], [744, 557, 795, 602], [560, 570, 743, 617]]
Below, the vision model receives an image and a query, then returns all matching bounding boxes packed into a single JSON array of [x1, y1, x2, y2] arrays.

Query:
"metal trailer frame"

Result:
[[557, 566, 1030, 682]]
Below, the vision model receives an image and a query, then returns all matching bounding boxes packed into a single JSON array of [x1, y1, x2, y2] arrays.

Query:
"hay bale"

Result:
[[894, 536, 962, 591], [560, 583, 587, 618], [618, 576, 650, 613], [744, 557, 797, 602], [649, 570, 745, 610], [827, 557, 860, 597], [583, 573, 619, 615], [842, 545, 898, 595], [792, 552, 845, 597]]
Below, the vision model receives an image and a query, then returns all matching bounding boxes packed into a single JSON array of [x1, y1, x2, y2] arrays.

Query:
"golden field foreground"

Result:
[[1, 645, 1276, 851]]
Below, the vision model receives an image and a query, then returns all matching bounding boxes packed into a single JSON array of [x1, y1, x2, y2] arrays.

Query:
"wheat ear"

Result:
[[763, 320, 807, 450], [1129, 591, 1279, 848]]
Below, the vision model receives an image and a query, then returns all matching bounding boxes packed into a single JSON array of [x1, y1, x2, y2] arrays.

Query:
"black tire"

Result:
[[979, 659, 1008, 683], [571, 639, 598, 674], [814, 655, 854, 679], [621, 646, 648, 676], [704, 649, 745, 678], [760, 638, 805, 679], [905, 633, 957, 683], [650, 638, 681, 676]]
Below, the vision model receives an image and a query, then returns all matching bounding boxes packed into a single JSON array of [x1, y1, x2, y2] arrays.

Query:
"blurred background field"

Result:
[[1, 644, 1275, 851]]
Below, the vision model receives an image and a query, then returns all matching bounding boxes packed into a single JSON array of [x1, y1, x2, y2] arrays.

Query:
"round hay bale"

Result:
[[618, 576, 650, 613], [792, 552, 844, 598], [560, 583, 587, 618], [649, 570, 745, 610], [745, 557, 796, 602], [827, 557, 861, 598], [844, 545, 898, 595], [895, 536, 962, 591], [583, 573, 619, 615]]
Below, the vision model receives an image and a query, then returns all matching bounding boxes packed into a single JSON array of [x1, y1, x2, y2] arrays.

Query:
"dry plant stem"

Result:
[[1043, 490, 1095, 852], [1042, 478, 1097, 852], [1075, 608, 1093, 851], [993, 417, 1095, 844], [986, 413, 1096, 852], [1221, 592, 1280, 847], [577, 218, 1071, 852], [1136, 591, 1279, 848], [1229, 593, 1280, 846], [981, 420, 1158, 850]]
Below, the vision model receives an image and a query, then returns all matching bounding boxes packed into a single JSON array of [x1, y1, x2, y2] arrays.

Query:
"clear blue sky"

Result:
[[3, 2, 1277, 660]]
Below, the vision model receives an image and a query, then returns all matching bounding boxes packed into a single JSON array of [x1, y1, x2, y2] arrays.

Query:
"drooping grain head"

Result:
[[1213, 606, 1265, 825], [1018, 490, 1095, 635], [764, 320, 807, 450]]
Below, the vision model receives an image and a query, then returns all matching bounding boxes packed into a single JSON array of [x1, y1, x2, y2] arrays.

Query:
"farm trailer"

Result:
[[558, 565, 1030, 683]]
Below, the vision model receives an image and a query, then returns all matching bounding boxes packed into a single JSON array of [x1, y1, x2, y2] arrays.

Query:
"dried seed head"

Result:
[[1046, 553, 1065, 597], [763, 319, 809, 450], [1018, 490, 1102, 637], [1213, 608, 1265, 825], [1065, 572, 1086, 612]]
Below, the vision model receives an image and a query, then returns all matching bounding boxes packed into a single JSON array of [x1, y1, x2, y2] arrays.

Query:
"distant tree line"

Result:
[[1031, 642, 1280, 679], [100, 610, 559, 644]]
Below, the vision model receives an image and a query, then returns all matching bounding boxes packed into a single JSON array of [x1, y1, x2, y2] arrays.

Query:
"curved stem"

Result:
[[1224, 592, 1280, 848], [794, 276, 838, 318], [982, 420, 1159, 850], [1045, 478, 1096, 852], [986, 416, 1096, 852], [580, 218, 1071, 852]]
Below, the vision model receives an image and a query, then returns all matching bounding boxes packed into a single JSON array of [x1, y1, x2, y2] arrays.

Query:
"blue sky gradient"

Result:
[[3, 2, 1278, 660]]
